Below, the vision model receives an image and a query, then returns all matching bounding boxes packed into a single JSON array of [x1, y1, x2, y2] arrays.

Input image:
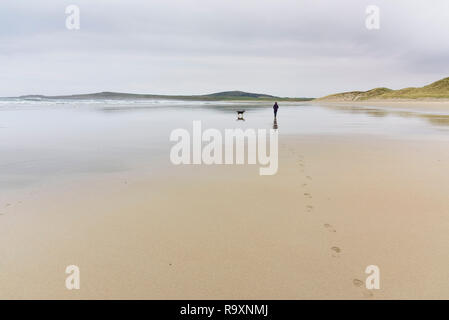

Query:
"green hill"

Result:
[[318, 77, 449, 101], [203, 90, 277, 99]]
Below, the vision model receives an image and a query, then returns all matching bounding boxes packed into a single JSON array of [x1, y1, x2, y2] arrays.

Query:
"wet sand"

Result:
[[313, 99, 449, 112], [1, 135, 449, 299]]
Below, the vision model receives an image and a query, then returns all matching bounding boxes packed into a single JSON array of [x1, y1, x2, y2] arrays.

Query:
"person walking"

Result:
[[273, 102, 279, 118]]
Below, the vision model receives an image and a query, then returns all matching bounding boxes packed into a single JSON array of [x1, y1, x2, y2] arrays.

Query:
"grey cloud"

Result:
[[0, 0, 448, 97]]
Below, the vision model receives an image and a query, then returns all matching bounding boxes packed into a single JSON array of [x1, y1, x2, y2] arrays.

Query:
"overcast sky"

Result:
[[1, 0, 449, 97]]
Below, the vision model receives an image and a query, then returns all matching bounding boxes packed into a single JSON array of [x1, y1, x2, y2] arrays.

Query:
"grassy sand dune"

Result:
[[318, 77, 449, 101]]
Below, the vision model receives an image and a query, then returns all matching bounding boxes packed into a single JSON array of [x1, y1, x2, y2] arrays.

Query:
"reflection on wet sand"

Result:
[[421, 114, 449, 127], [1, 101, 448, 192], [322, 104, 449, 127]]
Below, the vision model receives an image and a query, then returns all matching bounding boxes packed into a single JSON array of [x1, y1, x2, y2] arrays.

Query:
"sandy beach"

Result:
[[1, 132, 449, 299], [3, 0, 449, 306]]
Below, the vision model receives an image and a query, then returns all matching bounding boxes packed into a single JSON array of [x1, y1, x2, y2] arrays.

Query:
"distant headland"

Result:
[[14, 91, 313, 102]]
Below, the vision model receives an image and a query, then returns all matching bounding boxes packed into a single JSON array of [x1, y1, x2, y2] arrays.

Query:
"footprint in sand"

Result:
[[353, 279, 374, 298], [302, 183, 307, 187], [303, 193, 312, 199], [5, 203, 11, 207], [330, 246, 341, 257], [324, 224, 336, 232], [353, 279, 364, 287], [306, 176, 312, 180], [306, 205, 313, 213], [331, 246, 341, 253]]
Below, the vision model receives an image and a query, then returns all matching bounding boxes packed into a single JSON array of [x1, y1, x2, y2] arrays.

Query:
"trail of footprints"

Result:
[[291, 147, 370, 297], [296, 155, 314, 213], [294, 151, 344, 257], [293, 151, 342, 257]]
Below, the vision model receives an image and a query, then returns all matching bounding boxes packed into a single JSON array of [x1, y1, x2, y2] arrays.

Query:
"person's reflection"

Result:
[[273, 118, 278, 130]]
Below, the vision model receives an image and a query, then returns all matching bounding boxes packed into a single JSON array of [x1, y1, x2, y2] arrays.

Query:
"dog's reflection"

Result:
[[237, 110, 245, 121]]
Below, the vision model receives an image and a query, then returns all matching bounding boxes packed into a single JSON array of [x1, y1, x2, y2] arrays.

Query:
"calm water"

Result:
[[1, 99, 449, 189]]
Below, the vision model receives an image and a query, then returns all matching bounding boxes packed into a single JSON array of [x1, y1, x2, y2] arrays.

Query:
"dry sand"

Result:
[[1, 135, 449, 299]]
